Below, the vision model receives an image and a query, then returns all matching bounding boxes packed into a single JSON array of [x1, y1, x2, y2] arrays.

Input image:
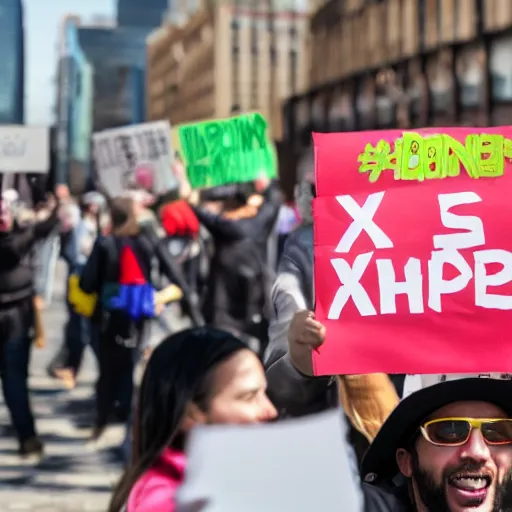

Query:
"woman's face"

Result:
[[198, 350, 277, 425]]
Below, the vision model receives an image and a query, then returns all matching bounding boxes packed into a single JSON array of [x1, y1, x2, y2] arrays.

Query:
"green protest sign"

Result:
[[176, 112, 277, 188]]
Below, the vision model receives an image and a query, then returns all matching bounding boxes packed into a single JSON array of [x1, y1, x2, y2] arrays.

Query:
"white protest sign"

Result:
[[0, 126, 49, 173], [92, 120, 178, 196], [176, 410, 363, 512]]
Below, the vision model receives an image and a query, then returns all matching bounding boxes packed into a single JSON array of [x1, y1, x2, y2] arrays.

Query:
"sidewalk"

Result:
[[0, 262, 187, 511]]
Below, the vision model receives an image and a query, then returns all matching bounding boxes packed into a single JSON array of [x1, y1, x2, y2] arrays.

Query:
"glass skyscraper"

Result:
[[117, 0, 167, 28], [78, 26, 149, 131], [0, 0, 24, 124], [56, 17, 94, 192]]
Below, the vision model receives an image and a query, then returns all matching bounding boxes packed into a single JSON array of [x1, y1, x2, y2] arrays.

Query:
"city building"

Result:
[[77, 26, 149, 131], [117, 0, 168, 28], [55, 15, 94, 193], [146, 0, 310, 139], [88, 14, 115, 27], [165, 0, 201, 24], [282, 0, 512, 151], [55, 18, 155, 192], [0, 0, 24, 124]]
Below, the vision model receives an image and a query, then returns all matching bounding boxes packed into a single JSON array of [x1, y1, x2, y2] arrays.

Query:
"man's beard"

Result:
[[411, 451, 512, 511]]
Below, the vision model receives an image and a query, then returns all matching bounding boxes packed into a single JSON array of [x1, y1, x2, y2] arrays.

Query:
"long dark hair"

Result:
[[109, 327, 248, 512]]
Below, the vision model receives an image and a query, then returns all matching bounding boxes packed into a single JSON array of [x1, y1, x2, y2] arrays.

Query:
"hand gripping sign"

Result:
[[313, 127, 512, 376]]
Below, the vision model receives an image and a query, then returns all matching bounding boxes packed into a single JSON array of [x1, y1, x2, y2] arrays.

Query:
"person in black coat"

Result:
[[191, 179, 282, 354], [79, 196, 203, 441], [0, 194, 60, 457]]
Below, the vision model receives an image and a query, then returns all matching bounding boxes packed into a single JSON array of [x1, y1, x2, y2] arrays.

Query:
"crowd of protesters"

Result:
[[0, 154, 511, 512]]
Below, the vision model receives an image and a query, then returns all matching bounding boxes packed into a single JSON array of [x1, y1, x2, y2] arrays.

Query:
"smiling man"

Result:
[[361, 378, 512, 511]]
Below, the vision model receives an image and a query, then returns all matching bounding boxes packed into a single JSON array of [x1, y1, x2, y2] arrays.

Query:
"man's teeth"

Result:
[[451, 476, 489, 490]]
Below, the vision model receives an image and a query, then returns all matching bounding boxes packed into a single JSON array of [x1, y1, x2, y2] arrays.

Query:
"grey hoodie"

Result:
[[264, 163, 339, 418]]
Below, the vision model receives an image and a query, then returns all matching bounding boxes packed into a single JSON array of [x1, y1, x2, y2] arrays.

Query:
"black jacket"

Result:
[[363, 480, 412, 511], [0, 207, 59, 307], [80, 224, 204, 327], [192, 183, 281, 332]]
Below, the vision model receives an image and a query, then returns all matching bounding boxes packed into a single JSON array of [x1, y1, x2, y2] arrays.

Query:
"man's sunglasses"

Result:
[[420, 417, 512, 446]]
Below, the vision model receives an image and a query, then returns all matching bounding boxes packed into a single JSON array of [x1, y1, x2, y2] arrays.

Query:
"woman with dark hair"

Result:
[[109, 327, 277, 512], [79, 196, 204, 442]]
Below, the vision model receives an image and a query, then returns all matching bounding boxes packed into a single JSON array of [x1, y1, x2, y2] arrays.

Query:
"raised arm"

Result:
[[191, 206, 245, 241], [141, 224, 205, 327], [264, 230, 332, 417]]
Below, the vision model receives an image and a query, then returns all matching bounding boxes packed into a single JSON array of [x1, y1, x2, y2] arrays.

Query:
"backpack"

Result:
[[103, 237, 156, 321], [79, 235, 156, 322]]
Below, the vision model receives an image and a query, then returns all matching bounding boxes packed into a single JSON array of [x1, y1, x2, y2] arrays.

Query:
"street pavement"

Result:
[[0, 262, 188, 511]]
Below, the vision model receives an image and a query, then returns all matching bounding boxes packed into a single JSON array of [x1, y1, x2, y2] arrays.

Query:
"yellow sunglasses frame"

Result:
[[420, 417, 512, 447]]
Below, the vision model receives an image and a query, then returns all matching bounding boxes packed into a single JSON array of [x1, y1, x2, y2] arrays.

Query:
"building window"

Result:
[[329, 89, 355, 132], [427, 51, 454, 115], [490, 36, 512, 101], [456, 44, 485, 108], [75, 71, 82, 96], [375, 69, 397, 128], [270, 46, 276, 65], [251, 21, 258, 54], [232, 37, 240, 107], [290, 50, 297, 93], [356, 78, 375, 130], [231, 15, 240, 55]]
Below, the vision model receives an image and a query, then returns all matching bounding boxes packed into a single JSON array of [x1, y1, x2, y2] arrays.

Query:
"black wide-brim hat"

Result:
[[361, 378, 512, 483]]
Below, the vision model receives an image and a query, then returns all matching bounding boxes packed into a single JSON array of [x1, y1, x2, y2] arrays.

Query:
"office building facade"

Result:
[[146, 0, 310, 139], [117, 0, 168, 28], [56, 15, 94, 192], [0, 0, 24, 124], [165, 0, 201, 24], [78, 26, 150, 132], [283, 0, 512, 150]]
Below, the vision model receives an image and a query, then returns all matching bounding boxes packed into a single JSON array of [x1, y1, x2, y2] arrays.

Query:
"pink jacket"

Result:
[[127, 448, 186, 512]]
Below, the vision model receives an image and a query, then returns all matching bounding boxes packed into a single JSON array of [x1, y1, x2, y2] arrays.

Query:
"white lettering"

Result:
[[433, 192, 485, 250], [376, 258, 424, 314], [328, 252, 376, 319], [335, 192, 393, 253], [428, 250, 473, 312], [474, 249, 512, 310], [327, 191, 512, 316]]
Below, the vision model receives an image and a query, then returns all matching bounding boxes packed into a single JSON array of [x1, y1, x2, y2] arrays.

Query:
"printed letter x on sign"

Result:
[[335, 192, 393, 253]]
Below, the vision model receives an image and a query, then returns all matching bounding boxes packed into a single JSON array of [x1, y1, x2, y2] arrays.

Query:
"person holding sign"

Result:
[[0, 191, 60, 458], [79, 196, 203, 445], [108, 327, 276, 512], [174, 377, 512, 511], [265, 149, 399, 462]]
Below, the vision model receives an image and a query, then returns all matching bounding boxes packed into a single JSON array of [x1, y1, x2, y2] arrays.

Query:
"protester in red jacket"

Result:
[[160, 200, 200, 239]]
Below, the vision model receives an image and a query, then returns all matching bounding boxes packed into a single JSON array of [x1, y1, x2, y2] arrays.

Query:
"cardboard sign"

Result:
[[175, 112, 277, 189], [92, 120, 177, 196], [176, 410, 363, 512], [313, 127, 512, 376], [0, 126, 49, 173]]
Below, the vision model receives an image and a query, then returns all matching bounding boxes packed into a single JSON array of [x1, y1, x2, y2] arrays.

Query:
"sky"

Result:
[[24, 0, 115, 126]]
